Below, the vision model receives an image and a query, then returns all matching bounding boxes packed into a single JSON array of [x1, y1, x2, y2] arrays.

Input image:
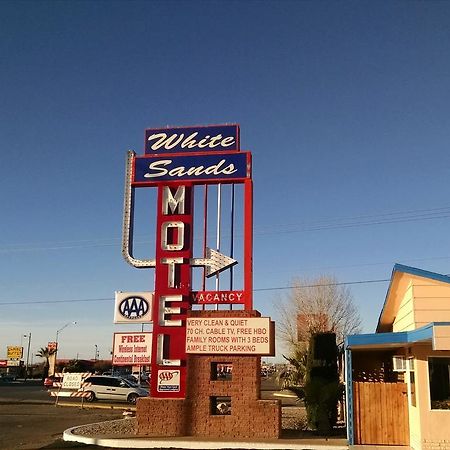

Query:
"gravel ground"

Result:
[[73, 406, 308, 438]]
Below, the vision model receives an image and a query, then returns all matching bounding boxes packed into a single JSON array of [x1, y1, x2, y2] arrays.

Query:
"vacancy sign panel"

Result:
[[185, 317, 274, 355]]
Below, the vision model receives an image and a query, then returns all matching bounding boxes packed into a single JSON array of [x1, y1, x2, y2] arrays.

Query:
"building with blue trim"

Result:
[[345, 265, 450, 449]]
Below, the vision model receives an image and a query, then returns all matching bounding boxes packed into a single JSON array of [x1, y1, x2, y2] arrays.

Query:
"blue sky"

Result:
[[2, 0, 450, 362]]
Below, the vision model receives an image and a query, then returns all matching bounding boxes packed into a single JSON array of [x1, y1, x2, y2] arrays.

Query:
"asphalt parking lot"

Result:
[[0, 380, 134, 449], [0, 377, 299, 449], [0, 402, 124, 449]]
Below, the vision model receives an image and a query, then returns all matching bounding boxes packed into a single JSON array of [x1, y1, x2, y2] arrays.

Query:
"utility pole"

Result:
[[24, 333, 31, 381]]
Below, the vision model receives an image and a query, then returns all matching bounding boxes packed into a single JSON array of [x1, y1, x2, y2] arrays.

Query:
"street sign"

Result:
[[62, 373, 83, 390]]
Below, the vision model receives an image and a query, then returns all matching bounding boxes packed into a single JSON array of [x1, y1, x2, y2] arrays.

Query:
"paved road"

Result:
[[0, 379, 144, 408], [0, 380, 51, 403], [0, 377, 300, 449], [0, 398, 123, 449], [0, 380, 136, 449], [0, 376, 299, 406]]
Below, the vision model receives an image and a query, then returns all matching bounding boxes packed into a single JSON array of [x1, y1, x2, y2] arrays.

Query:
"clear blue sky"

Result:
[[2, 0, 450, 362]]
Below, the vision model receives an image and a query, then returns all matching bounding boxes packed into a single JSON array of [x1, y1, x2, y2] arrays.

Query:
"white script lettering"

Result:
[[144, 159, 238, 179], [147, 132, 235, 151]]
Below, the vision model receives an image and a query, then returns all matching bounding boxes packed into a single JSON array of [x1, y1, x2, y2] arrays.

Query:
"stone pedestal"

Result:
[[137, 310, 281, 439]]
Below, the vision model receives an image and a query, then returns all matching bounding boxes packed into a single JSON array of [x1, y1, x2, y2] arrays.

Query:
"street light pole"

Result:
[[55, 321, 77, 365], [24, 333, 31, 381]]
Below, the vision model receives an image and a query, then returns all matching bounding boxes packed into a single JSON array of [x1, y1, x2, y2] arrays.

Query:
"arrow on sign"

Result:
[[191, 248, 238, 277]]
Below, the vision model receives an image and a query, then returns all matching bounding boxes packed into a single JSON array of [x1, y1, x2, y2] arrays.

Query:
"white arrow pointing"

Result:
[[191, 248, 238, 277]]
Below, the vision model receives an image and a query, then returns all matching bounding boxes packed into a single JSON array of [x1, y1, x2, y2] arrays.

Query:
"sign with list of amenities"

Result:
[[185, 317, 273, 355]]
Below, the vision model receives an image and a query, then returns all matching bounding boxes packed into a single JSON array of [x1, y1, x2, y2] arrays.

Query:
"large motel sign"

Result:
[[122, 124, 253, 398]]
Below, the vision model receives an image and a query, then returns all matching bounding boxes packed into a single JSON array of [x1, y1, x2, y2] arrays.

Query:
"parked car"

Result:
[[43, 375, 62, 388], [83, 375, 148, 404], [130, 371, 150, 383], [0, 373, 16, 382]]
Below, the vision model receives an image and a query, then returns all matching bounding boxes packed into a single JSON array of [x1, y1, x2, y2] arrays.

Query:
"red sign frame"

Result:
[[128, 124, 253, 399]]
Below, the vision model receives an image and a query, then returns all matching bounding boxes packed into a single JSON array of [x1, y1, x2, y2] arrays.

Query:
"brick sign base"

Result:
[[137, 310, 281, 439]]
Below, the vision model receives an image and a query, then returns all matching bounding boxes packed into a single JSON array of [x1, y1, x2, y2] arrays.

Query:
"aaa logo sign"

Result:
[[114, 291, 153, 323], [157, 370, 180, 393]]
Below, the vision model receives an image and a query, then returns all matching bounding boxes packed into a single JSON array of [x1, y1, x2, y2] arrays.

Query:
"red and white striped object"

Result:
[[50, 391, 92, 398]]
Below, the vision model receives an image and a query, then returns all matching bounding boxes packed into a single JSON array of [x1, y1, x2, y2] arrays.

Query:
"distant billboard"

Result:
[[47, 342, 58, 351], [7, 346, 23, 360], [7, 360, 20, 367]]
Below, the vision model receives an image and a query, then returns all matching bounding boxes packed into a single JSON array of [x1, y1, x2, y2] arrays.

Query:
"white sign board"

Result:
[[62, 373, 83, 390], [112, 332, 152, 366], [7, 359, 20, 367], [186, 317, 273, 355], [114, 291, 153, 323]]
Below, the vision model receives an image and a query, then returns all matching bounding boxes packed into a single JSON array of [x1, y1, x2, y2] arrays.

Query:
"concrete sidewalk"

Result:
[[64, 425, 349, 449]]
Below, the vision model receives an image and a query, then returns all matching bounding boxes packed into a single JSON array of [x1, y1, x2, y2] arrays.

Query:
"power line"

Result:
[[0, 297, 113, 306], [254, 278, 390, 292], [0, 278, 391, 306], [1, 205, 450, 253], [256, 205, 450, 230]]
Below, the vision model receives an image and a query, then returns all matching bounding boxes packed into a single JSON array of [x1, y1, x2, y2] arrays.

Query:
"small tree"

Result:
[[61, 359, 90, 373], [277, 275, 361, 356], [93, 360, 112, 374], [304, 332, 340, 434], [36, 347, 56, 380], [277, 347, 307, 397]]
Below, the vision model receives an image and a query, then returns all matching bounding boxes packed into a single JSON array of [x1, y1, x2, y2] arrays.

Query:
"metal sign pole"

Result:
[[215, 184, 222, 309], [229, 184, 235, 310]]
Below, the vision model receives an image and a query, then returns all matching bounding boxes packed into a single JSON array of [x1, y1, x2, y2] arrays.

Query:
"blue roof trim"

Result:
[[376, 264, 450, 332], [392, 264, 450, 285], [346, 322, 450, 349]]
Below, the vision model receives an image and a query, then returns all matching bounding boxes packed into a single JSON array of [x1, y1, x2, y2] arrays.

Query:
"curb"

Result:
[[56, 402, 136, 411], [0, 399, 135, 410], [0, 399, 53, 406], [64, 425, 348, 450]]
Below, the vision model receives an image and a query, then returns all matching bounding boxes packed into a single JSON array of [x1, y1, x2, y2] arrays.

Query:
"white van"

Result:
[[83, 375, 148, 404]]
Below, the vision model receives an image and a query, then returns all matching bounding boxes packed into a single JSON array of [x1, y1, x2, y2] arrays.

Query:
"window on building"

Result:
[[211, 362, 232, 381], [410, 371, 416, 407], [407, 358, 416, 407], [428, 357, 450, 409], [210, 396, 232, 415]]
